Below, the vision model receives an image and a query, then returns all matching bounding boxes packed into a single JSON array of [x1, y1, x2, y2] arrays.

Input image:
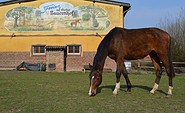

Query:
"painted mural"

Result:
[[4, 2, 110, 32]]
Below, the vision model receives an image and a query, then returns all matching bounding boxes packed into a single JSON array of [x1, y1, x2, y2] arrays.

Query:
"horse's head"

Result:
[[88, 64, 102, 96]]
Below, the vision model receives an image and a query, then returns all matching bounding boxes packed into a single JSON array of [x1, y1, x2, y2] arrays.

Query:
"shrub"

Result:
[[82, 13, 91, 21]]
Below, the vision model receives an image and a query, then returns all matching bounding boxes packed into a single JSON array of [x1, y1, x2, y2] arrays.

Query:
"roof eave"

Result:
[[85, 0, 131, 16], [91, 0, 130, 7], [0, 0, 36, 6]]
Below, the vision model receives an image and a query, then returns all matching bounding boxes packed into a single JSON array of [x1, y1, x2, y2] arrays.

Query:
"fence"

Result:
[[0, 59, 185, 74], [133, 60, 185, 74]]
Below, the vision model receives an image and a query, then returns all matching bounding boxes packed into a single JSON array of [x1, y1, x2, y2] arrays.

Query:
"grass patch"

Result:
[[0, 71, 184, 113], [71, 26, 106, 30], [10, 26, 52, 31]]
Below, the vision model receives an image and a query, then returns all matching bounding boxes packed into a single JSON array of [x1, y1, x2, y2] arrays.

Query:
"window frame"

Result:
[[32, 45, 46, 56], [67, 44, 82, 55]]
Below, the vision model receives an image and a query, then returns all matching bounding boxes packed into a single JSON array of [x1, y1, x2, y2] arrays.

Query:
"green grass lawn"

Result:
[[0, 71, 184, 113]]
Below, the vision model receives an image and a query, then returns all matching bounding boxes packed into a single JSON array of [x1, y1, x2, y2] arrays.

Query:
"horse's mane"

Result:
[[92, 27, 117, 71]]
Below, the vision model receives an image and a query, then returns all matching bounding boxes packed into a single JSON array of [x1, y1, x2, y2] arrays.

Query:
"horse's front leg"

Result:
[[113, 69, 121, 95], [113, 61, 132, 95]]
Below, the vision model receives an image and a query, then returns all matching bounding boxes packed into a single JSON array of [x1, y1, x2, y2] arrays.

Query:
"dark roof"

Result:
[[85, 0, 131, 16], [0, 0, 36, 6]]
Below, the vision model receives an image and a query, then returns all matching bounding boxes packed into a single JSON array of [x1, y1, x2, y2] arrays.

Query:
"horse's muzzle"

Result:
[[88, 92, 96, 96], [88, 86, 97, 96]]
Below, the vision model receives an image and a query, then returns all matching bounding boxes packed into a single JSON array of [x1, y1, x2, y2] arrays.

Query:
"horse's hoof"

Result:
[[113, 93, 117, 95], [166, 94, 172, 98], [112, 94, 117, 97], [149, 93, 154, 96], [149, 91, 154, 95], [113, 91, 118, 95]]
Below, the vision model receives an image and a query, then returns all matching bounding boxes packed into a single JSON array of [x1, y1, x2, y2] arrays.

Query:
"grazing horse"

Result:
[[71, 20, 80, 27], [88, 27, 175, 97]]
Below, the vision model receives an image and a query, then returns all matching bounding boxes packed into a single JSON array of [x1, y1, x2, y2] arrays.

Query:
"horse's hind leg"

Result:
[[158, 53, 175, 96], [149, 51, 163, 94]]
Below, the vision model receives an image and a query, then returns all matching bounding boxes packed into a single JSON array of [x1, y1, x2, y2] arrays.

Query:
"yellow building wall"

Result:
[[0, 0, 124, 52], [0, 35, 102, 52]]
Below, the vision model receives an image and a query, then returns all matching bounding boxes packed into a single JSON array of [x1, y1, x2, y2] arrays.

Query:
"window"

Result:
[[67, 44, 81, 55], [32, 45, 46, 55]]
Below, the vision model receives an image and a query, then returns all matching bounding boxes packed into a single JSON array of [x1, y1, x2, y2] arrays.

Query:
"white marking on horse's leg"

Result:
[[167, 86, 173, 95], [88, 76, 95, 96], [150, 83, 159, 94], [113, 82, 120, 95]]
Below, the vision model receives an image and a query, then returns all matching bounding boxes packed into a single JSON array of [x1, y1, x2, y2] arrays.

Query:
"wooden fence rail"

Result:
[[133, 60, 185, 74]]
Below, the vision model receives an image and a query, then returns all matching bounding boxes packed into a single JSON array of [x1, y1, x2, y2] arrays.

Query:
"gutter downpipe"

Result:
[[123, 5, 131, 28]]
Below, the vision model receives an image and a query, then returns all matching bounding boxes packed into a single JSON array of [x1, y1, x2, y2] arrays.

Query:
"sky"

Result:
[[117, 0, 185, 28], [0, 0, 4, 1], [0, 0, 185, 28]]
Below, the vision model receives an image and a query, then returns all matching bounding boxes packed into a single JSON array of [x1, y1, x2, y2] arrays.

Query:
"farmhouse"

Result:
[[0, 0, 131, 72]]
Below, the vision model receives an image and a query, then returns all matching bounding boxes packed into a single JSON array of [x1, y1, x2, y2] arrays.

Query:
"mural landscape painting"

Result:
[[4, 2, 110, 32]]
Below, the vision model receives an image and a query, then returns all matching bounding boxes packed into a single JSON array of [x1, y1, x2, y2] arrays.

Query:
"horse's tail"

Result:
[[168, 36, 175, 78]]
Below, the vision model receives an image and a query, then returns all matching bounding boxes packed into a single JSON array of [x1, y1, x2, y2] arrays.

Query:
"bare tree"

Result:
[[159, 8, 185, 61]]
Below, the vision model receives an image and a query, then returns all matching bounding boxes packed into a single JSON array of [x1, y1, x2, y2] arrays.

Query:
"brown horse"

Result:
[[71, 20, 80, 27], [88, 27, 175, 97]]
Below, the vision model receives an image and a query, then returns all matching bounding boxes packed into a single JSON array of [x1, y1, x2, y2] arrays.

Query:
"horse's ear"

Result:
[[89, 63, 93, 70]]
